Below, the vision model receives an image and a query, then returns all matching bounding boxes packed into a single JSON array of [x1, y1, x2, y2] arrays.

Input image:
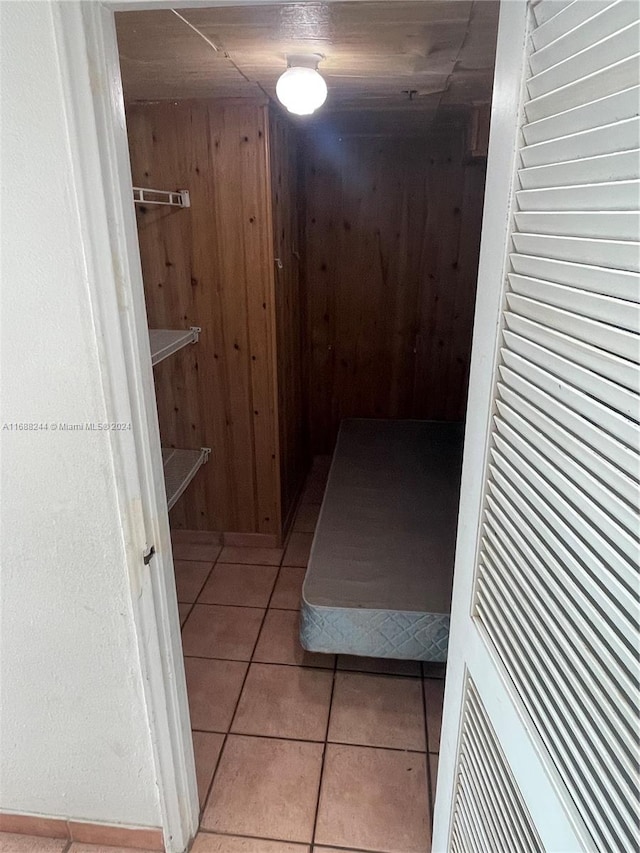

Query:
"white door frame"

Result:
[[51, 3, 201, 851]]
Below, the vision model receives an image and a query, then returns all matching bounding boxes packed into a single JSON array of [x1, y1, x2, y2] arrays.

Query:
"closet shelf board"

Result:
[[162, 447, 210, 510], [149, 327, 200, 366]]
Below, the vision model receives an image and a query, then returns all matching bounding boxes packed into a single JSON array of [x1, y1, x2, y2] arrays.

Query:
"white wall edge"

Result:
[[50, 2, 198, 850]]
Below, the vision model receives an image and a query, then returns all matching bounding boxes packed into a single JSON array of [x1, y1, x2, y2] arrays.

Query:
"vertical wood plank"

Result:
[[126, 99, 281, 535], [302, 123, 486, 453], [267, 107, 307, 530]]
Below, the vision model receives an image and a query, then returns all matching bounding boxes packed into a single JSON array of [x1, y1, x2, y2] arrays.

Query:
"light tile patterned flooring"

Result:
[[0, 458, 445, 853], [180, 457, 445, 853]]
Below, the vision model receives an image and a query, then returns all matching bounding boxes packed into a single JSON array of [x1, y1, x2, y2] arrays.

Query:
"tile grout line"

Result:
[[421, 669, 435, 838], [309, 636, 338, 850], [195, 484, 318, 843], [177, 480, 325, 844], [176, 548, 222, 628], [189, 727, 429, 755], [187, 546, 226, 823], [196, 826, 370, 853], [180, 652, 420, 678], [197, 550, 285, 828]]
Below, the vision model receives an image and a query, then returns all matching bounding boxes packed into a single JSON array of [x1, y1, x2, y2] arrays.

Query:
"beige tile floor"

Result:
[[2, 457, 445, 853], [179, 457, 445, 853]]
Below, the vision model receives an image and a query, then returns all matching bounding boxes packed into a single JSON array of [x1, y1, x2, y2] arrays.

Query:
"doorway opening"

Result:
[[114, 3, 498, 849]]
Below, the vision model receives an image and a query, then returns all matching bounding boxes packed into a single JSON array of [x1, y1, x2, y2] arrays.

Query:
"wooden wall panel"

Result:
[[268, 108, 307, 530], [126, 99, 281, 535], [302, 124, 486, 453]]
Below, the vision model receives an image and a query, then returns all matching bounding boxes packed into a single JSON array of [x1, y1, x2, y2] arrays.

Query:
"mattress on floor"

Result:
[[300, 419, 464, 661]]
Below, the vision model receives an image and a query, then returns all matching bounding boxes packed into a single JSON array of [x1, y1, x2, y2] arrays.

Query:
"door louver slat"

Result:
[[522, 85, 640, 145], [509, 253, 639, 300], [528, 21, 640, 96], [487, 453, 638, 669], [525, 54, 640, 122], [499, 351, 638, 464], [519, 149, 640, 188], [502, 330, 639, 422], [451, 677, 545, 853], [532, 0, 638, 59], [511, 233, 640, 271], [520, 117, 640, 167], [504, 311, 639, 390]]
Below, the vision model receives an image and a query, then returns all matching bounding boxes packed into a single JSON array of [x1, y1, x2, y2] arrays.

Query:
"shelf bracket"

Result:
[[133, 187, 191, 208], [201, 447, 212, 463], [190, 326, 201, 342]]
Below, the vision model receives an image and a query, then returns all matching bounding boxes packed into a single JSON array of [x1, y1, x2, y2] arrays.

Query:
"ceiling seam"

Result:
[[170, 8, 272, 102], [171, 9, 220, 53], [438, 0, 476, 111]]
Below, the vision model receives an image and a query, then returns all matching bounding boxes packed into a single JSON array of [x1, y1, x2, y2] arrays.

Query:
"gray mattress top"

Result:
[[303, 419, 464, 615]]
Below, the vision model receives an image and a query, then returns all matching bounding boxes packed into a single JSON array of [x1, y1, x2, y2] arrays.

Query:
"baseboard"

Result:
[[170, 529, 222, 546], [222, 531, 280, 548], [0, 812, 164, 850], [169, 529, 281, 549]]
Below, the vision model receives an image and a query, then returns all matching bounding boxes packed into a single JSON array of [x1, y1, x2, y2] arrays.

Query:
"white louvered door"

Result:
[[433, 1, 639, 851]]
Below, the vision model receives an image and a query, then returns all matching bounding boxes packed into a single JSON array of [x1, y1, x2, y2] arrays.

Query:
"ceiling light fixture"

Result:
[[276, 54, 327, 116]]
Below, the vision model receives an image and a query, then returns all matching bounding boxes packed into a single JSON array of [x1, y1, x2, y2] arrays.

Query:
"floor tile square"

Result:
[[232, 663, 333, 741], [173, 542, 222, 563], [253, 609, 334, 669], [218, 546, 283, 566], [192, 731, 225, 807], [191, 833, 309, 852], [198, 563, 278, 608], [424, 678, 445, 753], [182, 605, 264, 661], [270, 567, 306, 610], [202, 735, 323, 843], [337, 655, 421, 677], [174, 560, 214, 603], [185, 657, 248, 731], [283, 533, 313, 567], [329, 672, 425, 751], [315, 744, 430, 853], [0, 818, 67, 839], [293, 504, 320, 533], [0, 836, 67, 853]]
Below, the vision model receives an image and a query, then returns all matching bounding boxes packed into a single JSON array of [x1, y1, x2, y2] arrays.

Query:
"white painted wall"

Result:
[[0, 0, 161, 828]]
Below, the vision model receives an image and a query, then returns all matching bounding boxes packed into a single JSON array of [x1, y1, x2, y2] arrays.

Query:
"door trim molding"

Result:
[[51, 3, 199, 850]]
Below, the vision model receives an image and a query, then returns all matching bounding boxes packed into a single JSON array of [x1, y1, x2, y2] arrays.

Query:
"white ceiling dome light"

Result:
[[276, 54, 327, 116]]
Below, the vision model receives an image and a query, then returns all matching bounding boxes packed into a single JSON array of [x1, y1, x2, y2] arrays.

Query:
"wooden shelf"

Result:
[[162, 447, 210, 510], [149, 328, 200, 366]]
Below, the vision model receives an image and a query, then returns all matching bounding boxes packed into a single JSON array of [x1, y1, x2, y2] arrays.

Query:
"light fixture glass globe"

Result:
[[276, 66, 328, 116]]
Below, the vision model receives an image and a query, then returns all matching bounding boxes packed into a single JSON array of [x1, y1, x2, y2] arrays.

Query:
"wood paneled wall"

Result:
[[127, 99, 281, 536], [302, 124, 486, 453], [268, 109, 307, 528]]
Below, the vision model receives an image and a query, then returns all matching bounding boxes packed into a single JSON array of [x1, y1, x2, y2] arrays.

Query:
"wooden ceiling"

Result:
[[116, 1, 499, 116]]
